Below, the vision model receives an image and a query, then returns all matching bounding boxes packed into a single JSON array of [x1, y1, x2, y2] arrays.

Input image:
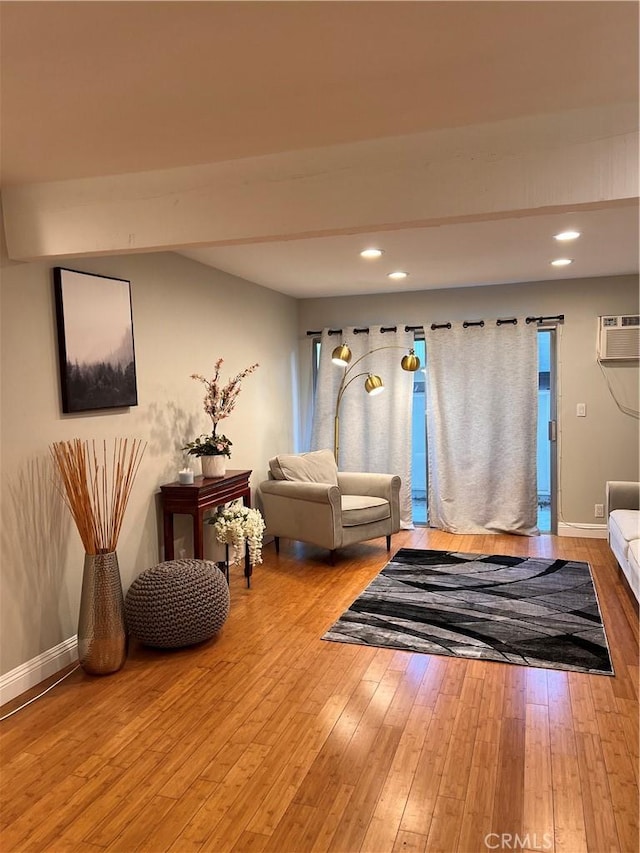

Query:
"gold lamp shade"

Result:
[[401, 349, 421, 372], [332, 344, 352, 366], [364, 373, 384, 395]]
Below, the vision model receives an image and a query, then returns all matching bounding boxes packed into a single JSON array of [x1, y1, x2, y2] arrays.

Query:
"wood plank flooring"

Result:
[[1, 529, 638, 852]]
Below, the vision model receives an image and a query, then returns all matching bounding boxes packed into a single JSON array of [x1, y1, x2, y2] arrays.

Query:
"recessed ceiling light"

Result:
[[550, 258, 573, 267], [360, 248, 383, 259], [554, 230, 581, 241], [388, 271, 408, 280]]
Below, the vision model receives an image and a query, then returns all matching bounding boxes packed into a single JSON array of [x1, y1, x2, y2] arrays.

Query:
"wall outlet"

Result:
[[594, 503, 604, 518]]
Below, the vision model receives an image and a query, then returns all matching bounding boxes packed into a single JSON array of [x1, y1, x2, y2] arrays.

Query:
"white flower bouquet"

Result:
[[211, 502, 265, 567]]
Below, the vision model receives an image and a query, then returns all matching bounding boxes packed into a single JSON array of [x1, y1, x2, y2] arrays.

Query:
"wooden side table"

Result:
[[160, 469, 252, 568]]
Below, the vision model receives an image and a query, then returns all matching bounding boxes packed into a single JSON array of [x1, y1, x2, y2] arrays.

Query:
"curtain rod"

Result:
[[306, 315, 564, 335]]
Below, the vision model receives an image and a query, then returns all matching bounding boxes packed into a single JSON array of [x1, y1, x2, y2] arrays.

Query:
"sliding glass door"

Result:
[[537, 328, 557, 532]]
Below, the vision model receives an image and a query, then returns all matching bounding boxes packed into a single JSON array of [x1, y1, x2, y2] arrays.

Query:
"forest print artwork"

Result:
[[54, 268, 138, 413]]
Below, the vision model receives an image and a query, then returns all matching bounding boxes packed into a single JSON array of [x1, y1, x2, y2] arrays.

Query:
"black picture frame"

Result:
[[53, 267, 138, 413]]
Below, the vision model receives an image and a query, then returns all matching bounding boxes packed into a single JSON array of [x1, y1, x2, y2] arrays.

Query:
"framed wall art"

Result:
[[53, 267, 138, 413]]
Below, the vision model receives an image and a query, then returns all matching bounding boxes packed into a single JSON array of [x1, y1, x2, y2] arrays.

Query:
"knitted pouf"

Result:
[[125, 559, 230, 648]]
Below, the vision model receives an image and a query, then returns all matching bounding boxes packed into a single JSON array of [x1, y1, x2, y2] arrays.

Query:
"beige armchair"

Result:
[[259, 449, 401, 562]]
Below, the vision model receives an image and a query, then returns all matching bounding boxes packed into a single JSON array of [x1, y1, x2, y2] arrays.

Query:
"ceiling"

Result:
[[180, 205, 640, 298], [1, 1, 638, 298]]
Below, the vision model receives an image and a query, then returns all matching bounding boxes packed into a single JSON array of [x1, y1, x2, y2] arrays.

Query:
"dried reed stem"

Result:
[[50, 438, 146, 554]]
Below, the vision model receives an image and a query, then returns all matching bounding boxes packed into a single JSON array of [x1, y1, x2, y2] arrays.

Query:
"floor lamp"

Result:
[[332, 342, 420, 463]]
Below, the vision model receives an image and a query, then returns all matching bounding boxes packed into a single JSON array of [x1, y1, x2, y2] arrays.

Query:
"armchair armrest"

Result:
[[338, 472, 401, 533], [258, 479, 343, 549], [260, 479, 341, 505], [338, 472, 401, 501]]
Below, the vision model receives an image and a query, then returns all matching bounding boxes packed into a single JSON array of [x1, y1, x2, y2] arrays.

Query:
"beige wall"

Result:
[[0, 251, 298, 675], [298, 275, 639, 526]]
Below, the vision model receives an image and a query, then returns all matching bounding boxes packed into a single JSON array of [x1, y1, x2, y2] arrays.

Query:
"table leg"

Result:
[[163, 511, 175, 560], [193, 511, 204, 559], [245, 545, 252, 588], [223, 544, 230, 584]]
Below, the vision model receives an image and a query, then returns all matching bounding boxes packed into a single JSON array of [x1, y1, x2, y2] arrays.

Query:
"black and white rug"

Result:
[[323, 548, 613, 675]]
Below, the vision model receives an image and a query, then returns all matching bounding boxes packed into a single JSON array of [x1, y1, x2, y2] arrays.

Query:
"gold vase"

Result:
[[78, 550, 128, 675]]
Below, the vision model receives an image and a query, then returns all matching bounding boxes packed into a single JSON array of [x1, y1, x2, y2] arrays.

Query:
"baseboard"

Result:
[[557, 522, 608, 539], [0, 636, 78, 706]]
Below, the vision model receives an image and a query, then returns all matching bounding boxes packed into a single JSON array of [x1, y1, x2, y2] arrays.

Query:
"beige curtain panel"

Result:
[[425, 319, 539, 535]]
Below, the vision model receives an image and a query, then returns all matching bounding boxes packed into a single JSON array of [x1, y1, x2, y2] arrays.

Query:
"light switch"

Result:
[[576, 403, 586, 417]]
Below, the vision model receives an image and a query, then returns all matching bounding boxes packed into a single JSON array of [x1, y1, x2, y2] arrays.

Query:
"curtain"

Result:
[[425, 319, 538, 535], [311, 326, 415, 528]]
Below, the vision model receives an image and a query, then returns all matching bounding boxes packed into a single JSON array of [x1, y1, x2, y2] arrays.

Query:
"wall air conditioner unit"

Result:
[[597, 315, 640, 361]]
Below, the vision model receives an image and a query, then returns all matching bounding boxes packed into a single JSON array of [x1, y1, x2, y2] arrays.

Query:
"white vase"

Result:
[[201, 455, 226, 478]]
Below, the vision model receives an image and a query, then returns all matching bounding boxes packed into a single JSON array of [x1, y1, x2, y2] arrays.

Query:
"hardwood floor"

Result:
[[1, 529, 638, 853]]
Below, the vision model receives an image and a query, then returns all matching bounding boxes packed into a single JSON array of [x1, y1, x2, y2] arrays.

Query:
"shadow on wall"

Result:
[[144, 400, 200, 468], [143, 399, 208, 562], [1, 456, 72, 669]]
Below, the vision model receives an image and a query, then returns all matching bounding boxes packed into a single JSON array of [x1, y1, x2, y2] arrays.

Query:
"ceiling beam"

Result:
[[2, 103, 637, 262]]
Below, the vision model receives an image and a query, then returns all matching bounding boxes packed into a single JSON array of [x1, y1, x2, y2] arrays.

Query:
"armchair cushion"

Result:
[[269, 448, 338, 485], [341, 495, 390, 527]]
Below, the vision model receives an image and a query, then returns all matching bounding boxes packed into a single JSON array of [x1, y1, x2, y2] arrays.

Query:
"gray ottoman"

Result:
[[125, 559, 230, 648]]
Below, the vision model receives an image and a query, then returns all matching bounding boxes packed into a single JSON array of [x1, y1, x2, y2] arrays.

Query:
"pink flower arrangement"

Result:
[[184, 358, 259, 458], [191, 358, 259, 430]]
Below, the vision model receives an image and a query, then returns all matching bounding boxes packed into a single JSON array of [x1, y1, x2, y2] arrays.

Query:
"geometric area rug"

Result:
[[322, 548, 614, 676]]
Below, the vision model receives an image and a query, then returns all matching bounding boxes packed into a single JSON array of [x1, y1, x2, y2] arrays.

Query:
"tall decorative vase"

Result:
[[202, 455, 226, 478], [78, 551, 128, 675]]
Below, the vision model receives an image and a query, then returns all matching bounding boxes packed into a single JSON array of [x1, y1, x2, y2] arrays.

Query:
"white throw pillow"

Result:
[[269, 449, 338, 485]]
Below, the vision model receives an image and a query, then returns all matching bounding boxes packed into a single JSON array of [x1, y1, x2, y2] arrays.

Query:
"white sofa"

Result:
[[606, 481, 640, 603]]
